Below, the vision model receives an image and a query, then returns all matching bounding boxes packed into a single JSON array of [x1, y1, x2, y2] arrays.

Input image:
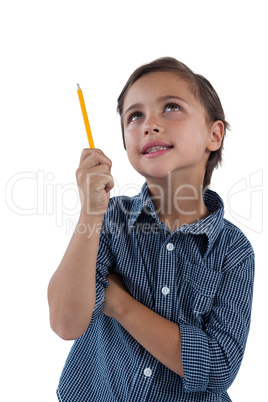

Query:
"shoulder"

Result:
[[100, 192, 142, 235], [220, 218, 255, 271], [106, 192, 141, 217], [222, 218, 254, 253]]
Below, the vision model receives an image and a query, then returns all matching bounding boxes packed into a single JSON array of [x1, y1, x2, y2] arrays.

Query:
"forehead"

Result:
[[123, 71, 199, 112]]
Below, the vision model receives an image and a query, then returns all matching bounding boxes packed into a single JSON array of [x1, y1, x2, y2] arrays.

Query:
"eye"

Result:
[[128, 111, 144, 123], [164, 102, 181, 112]]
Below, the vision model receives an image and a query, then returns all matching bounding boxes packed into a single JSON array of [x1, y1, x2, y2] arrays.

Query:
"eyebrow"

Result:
[[123, 95, 190, 117]]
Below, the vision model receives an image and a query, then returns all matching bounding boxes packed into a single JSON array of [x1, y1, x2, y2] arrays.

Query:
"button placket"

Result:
[[154, 239, 177, 320], [129, 356, 158, 400], [161, 243, 173, 299]]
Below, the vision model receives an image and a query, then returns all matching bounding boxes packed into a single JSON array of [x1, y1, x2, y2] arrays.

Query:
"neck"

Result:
[[146, 174, 211, 230]]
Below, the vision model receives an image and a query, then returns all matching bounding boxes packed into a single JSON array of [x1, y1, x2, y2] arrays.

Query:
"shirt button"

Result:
[[166, 243, 174, 251], [144, 368, 152, 377], [162, 286, 170, 295]]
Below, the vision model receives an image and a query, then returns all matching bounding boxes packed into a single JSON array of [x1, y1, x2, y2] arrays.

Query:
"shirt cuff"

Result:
[[180, 323, 210, 392]]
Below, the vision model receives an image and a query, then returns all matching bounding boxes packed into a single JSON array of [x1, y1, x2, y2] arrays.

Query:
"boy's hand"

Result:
[[76, 148, 114, 218], [102, 272, 131, 319]]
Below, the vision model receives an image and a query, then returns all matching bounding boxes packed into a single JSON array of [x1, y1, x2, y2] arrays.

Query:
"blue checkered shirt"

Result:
[[57, 182, 254, 402]]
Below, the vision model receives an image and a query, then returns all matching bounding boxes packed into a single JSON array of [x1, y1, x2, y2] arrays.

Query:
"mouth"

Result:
[[143, 145, 173, 154], [141, 141, 174, 155], [143, 146, 173, 159]]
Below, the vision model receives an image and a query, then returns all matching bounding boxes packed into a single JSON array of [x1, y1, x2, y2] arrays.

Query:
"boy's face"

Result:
[[122, 71, 222, 184]]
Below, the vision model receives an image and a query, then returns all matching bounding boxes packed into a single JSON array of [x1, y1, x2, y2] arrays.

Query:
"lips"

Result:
[[141, 141, 173, 154]]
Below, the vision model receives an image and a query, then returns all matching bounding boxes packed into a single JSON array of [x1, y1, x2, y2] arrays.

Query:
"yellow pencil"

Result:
[[77, 84, 95, 148]]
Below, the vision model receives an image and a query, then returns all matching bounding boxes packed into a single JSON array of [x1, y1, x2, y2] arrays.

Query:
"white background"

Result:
[[1, 1, 267, 401]]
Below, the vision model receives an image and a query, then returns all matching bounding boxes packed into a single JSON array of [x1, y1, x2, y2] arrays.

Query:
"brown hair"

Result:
[[117, 57, 230, 189]]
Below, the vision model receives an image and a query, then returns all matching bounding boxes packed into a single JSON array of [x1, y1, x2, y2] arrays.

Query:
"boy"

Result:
[[48, 57, 254, 401]]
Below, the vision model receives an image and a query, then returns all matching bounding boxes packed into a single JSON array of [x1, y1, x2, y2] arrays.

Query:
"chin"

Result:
[[142, 169, 172, 181]]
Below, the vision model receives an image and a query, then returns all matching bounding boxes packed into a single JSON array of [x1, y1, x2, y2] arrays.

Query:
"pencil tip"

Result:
[[77, 83, 80, 90]]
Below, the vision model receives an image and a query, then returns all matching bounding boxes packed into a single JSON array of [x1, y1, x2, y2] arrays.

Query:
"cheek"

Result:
[[173, 124, 208, 158], [124, 129, 138, 150], [125, 136, 137, 162], [126, 148, 142, 173], [176, 119, 207, 141]]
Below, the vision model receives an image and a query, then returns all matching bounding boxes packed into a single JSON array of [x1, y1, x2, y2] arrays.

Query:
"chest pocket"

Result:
[[176, 261, 223, 328]]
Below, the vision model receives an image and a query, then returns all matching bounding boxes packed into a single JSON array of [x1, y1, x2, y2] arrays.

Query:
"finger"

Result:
[[104, 174, 114, 193], [92, 172, 114, 193], [79, 149, 112, 170], [79, 148, 90, 165], [82, 163, 110, 175], [80, 148, 104, 165]]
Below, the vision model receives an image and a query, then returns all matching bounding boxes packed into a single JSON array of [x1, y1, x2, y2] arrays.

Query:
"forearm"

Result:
[[47, 214, 103, 340], [114, 295, 184, 377]]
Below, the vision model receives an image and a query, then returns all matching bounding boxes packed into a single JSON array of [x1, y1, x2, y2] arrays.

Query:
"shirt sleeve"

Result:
[[89, 209, 116, 325], [180, 253, 255, 394]]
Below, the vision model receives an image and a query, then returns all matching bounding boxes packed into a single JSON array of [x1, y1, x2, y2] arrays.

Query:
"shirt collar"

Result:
[[128, 181, 225, 255]]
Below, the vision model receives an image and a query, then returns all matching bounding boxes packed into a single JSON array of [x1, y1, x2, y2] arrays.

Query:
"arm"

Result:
[[180, 254, 254, 393], [104, 252, 254, 393], [47, 149, 113, 340], [102, 273, 184, 377], [47, 215, 103, 340]]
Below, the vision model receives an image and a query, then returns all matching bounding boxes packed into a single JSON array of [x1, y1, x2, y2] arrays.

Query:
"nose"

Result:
[[145, 127, 159, 135], [143, 113, 162, 136]]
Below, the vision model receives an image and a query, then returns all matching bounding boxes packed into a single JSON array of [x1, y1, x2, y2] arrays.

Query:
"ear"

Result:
[[207, 120, 225, 152]]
